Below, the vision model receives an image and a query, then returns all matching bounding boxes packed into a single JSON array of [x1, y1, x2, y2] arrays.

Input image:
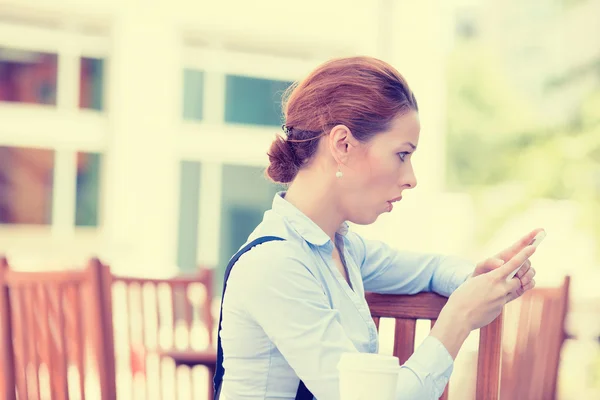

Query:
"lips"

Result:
[[385, 196, 402, 212]]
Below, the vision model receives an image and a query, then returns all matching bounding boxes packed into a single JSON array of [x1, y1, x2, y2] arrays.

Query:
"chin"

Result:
[[349, 212, 381, 226]]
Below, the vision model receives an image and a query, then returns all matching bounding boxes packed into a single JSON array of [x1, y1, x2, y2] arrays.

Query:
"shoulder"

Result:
[[227, 238, 320, 292]]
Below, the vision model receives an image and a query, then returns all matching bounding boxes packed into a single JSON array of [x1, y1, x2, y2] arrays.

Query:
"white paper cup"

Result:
[[338, 352, 400, 400]]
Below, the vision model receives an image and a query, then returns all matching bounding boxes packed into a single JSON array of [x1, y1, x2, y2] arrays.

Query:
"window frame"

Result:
[[177, 43, 325, 268], [0, 21, 110, 234]]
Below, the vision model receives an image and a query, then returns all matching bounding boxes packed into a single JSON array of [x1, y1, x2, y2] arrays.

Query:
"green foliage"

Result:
[[446, 38, 600, 246]]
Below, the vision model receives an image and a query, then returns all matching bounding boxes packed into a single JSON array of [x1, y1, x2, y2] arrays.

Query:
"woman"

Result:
[[215, 56, 538, 400]]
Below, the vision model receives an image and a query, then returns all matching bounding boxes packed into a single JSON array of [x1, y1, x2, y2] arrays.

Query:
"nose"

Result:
[[400, 164, 417, 189]]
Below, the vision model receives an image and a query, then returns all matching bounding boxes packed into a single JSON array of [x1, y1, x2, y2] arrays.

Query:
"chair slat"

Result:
[[125, 283, 135, 400], [26, 287, 41, 400], [393, 319, 416, 365], [476, 314, 503, 399], [0, 257, 17, 400], [139, 283, 150, 399], [57, 286, 70, 398], [42, 286, 55, 400], [17, 288, 31, 400], [73, 285, 86, 400], [13, 287, 28, 400]]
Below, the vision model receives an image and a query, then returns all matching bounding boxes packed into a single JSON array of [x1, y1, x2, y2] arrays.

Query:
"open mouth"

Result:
[[386, 196, 402, 211]]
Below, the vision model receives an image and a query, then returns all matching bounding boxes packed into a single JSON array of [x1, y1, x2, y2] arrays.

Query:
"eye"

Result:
[[397, 152, 411, 162]]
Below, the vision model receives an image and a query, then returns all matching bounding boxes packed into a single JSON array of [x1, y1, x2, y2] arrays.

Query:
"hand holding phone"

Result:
[[506, 230, 546, 282]]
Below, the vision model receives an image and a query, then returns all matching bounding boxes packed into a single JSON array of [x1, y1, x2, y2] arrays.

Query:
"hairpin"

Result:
[[281, 124, 291, 136]]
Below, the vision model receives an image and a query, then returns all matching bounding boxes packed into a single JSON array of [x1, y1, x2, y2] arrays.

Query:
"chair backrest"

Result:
[[366, 292, 503, 400], [0, 257, 116, 400], [110, 267, 215, 399], [500, 276, 570, 400]]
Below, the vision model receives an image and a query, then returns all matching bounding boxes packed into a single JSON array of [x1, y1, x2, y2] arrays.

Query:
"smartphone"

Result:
[[506, 230, 546, 281]]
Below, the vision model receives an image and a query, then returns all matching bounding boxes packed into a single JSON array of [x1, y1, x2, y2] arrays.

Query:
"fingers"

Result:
[[522, 278, 536, 292], [516, 260, 531, 279], [506, 276, 522, 293], [506, 277, 537, 303], [518, 264, 536, 287], [495, 228, 544, 262], [505, 278, 524, 302], [494, 245, 537, 280]]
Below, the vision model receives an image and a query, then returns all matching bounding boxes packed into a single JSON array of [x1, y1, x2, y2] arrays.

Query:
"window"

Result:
[[0, 47, 57, 105], [80, 57, 105, 111], [224, 75, 292, 126], [217, 164, 281, 289], [0, 146, 54, 225], [177, 160, 202, 271], [183, 69, 204, 121], [0, 27, 108, 231], [75, 152, 102, 227], [178, 45, 321, 276]]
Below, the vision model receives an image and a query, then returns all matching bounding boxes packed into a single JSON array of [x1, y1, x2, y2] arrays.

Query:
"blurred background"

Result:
[[0, 0, 599, 398]]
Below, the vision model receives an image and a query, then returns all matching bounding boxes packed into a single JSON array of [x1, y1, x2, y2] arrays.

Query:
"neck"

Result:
[[284, 169, 345, 243]]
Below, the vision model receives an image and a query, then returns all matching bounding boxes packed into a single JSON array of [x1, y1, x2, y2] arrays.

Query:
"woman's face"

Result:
[[335, 111, 420, 225]]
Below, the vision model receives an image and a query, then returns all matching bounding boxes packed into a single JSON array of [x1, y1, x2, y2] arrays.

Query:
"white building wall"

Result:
[[0, 0, 452, 274]]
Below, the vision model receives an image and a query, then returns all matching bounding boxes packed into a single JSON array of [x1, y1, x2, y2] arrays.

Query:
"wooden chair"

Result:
[[500, 276, 570, 400], [366, 292, 503, 400], [111, 267, 217, 400], [0, 257, 117, 400]]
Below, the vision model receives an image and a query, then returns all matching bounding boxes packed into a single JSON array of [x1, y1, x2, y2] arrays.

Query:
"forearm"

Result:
[[428, 308, 470, 359]]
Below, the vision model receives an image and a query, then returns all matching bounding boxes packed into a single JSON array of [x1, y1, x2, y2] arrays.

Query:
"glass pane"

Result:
[[0, 47, 57, 105], [217, 165, 282, 291], [0, 146, 54, 224], [80, 57, 105, 111], [183, 69, 204, 121], [75, 152, 102, 227], [177, 161, 201, 271], [224, 75, 292, 126]]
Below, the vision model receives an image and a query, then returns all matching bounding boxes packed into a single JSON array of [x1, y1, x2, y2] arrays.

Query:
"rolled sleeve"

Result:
[[399, 336, 454, 399], [346, 232, 474, 296], [431, 255, 475, 296]]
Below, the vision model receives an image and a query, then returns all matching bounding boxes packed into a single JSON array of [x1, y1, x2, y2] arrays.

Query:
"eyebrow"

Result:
[[405, 142, 417, 150]]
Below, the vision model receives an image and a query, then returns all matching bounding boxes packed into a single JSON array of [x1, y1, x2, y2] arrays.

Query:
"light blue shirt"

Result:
[[220, 192, 474, 400]]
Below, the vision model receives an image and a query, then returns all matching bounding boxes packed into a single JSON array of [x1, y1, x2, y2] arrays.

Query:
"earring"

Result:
[[336, 166, 343, 178]]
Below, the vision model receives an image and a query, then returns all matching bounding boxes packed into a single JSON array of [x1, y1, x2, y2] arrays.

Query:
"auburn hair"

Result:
[[266, 56, 418, 184]]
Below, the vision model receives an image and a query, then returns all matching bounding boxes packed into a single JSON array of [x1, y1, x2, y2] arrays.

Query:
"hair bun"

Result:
[[266, 136, 301, 184]]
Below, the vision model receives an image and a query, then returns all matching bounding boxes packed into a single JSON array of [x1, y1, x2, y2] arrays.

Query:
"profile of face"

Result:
[[329, 111, 420, 225]]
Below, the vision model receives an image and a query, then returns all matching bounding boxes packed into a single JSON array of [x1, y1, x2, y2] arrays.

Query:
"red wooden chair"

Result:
[[0, 257, 116, 400], [111, 267, 216, 399], [366, 292, 503, 400]]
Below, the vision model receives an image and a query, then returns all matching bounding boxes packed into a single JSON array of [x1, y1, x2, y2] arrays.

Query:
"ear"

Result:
[[327, 124, 359, 165]]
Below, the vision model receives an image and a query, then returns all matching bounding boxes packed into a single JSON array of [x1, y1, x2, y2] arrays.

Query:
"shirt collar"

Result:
[[272, 191, 349, 247]]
